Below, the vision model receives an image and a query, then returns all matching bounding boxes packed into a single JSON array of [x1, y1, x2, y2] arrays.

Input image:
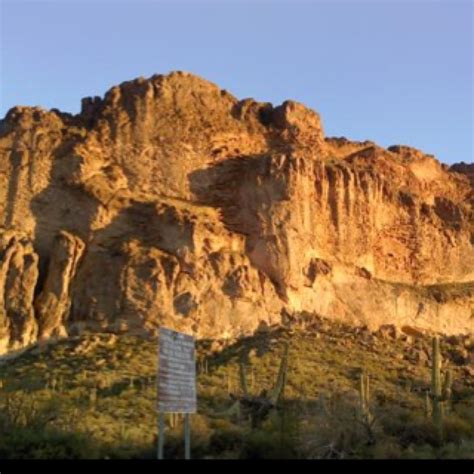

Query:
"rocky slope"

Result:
[[0, 72, 472, 354]]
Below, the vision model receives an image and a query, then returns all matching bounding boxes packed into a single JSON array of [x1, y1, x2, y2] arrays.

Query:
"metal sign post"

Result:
[[157, 327, 197, 459], [184, 413, 191, 460], [158, 412, 165, 460]]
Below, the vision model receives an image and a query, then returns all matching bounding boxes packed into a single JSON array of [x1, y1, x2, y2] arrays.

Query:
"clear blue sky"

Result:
[[0, 0, 472, 164]]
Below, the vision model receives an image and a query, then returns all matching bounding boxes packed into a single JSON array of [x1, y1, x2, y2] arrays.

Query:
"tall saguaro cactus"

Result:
[[359, 372, 373, 425], [221, 342, 290, 427], [269, 342, 289, 405], [430, 336, 453, 440], [239, 361, 249, 397], [237, 342, 289, 403], [431, 336, 442, 422], [358, 372, 376, 444]]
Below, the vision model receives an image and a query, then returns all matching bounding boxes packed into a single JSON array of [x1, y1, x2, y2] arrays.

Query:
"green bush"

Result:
[[209, 419, 245, 452], [368, 438, 403, 459], [240, 408, 300, 459], [0, 427, 101, 459], [240, 428, 282, 459], [443, 416, 474, 444], [380, 408, 439, 447]]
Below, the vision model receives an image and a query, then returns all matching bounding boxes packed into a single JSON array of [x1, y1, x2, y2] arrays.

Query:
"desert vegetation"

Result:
[[0, 315, 472, 459]]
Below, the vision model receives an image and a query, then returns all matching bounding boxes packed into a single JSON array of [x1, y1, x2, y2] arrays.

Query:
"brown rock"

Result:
[[464, 336, 474, 350], [35, 231, 85, 339], [450, 162, 474, 187], [412, 348, 429, 365], [209, 340, 224, 354], [400, 334, 414, 345], [446, 335, 464, 346], [401, 326, 425, 339], [0, 230, 39, 352], [0, 71, 472, 353], [376, 324, 399, 340], [448, 347, 469, 365], [463, 366, 474, 378]]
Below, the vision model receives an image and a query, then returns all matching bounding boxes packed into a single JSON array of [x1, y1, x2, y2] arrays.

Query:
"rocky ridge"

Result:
[[0, 71, 472, 354]]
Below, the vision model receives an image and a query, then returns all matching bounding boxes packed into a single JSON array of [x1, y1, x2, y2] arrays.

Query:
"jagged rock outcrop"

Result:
[[35, 231, 85, 339], [450, 162, 474, 187], [0, 230, 39, 352], [0, 71, 472, 354]]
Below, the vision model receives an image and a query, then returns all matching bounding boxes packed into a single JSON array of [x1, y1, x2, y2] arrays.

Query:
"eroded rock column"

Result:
[[0, 230, 39, 353], [35, 231, 85, 339]]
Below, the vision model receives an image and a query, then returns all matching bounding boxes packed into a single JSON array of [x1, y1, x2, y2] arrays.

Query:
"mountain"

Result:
[[0, 71, 472, 355]]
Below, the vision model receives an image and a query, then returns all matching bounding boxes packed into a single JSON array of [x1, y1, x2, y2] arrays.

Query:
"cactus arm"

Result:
[[425, 391, 432, 418], [359, 373, 366, 413], [431, 336, 442, 401], [442, 368, 453, 416], [358, 373, 373, 425], [365, 374, 370, 407], [269, 343, 289, 405], [442, 369, 452, 400], [239, 361, 249, 396], [431, 336, 444, 438]]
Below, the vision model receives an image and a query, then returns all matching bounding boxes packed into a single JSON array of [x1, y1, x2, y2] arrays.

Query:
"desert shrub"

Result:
[[383, 413, 439, 447], [0, 389, 103, 459], [451, 402, 474, 427], [381, 405, 474, 449], [299, 393, 380, 459], [367, 438, 403, 459], [401, 444, 437, 459], [154, 414, 212, 459], [240, 428, 281, 459], [443, 415, 474, 444], [436, 440, 474, 459], [401, 440, 474, 460], [189, 413, 213, 456], [0, 427, 101, 459], [209, 419, 245, 452], [240, 407, 300, 459]]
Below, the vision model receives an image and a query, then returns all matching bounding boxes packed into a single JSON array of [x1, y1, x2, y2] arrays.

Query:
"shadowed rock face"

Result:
[[0, 71, 472, 353]]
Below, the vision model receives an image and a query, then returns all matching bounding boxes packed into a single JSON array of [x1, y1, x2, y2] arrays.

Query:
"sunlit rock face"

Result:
[[0, 72, 472, 353]]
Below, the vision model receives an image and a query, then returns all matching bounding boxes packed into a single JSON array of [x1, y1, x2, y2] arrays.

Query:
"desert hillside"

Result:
[[0, 317, 472, 459], [0, 71, 473, 355]]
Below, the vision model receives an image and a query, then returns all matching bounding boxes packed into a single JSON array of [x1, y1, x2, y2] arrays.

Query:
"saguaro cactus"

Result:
[[430, 336, 453, 439], [197, 357, 208, 376], [227, 366, 233, 394], [424, 391, 432, 418], [237, 342, 289, 402], [119, 421, 129, 442], [269, 342, 289, 405], [358, 372, 376, 444], [239, 361, 249, 396], [220, 342, 290, 428], [359, 372, 373, 424], [89, 387, 97, 407]]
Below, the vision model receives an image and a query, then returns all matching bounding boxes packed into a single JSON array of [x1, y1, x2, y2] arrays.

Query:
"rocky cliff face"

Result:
[[0, 72, 472, 354]]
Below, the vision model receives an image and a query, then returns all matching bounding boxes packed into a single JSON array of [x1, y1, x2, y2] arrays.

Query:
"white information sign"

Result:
[[157, 327, 197, 413]]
